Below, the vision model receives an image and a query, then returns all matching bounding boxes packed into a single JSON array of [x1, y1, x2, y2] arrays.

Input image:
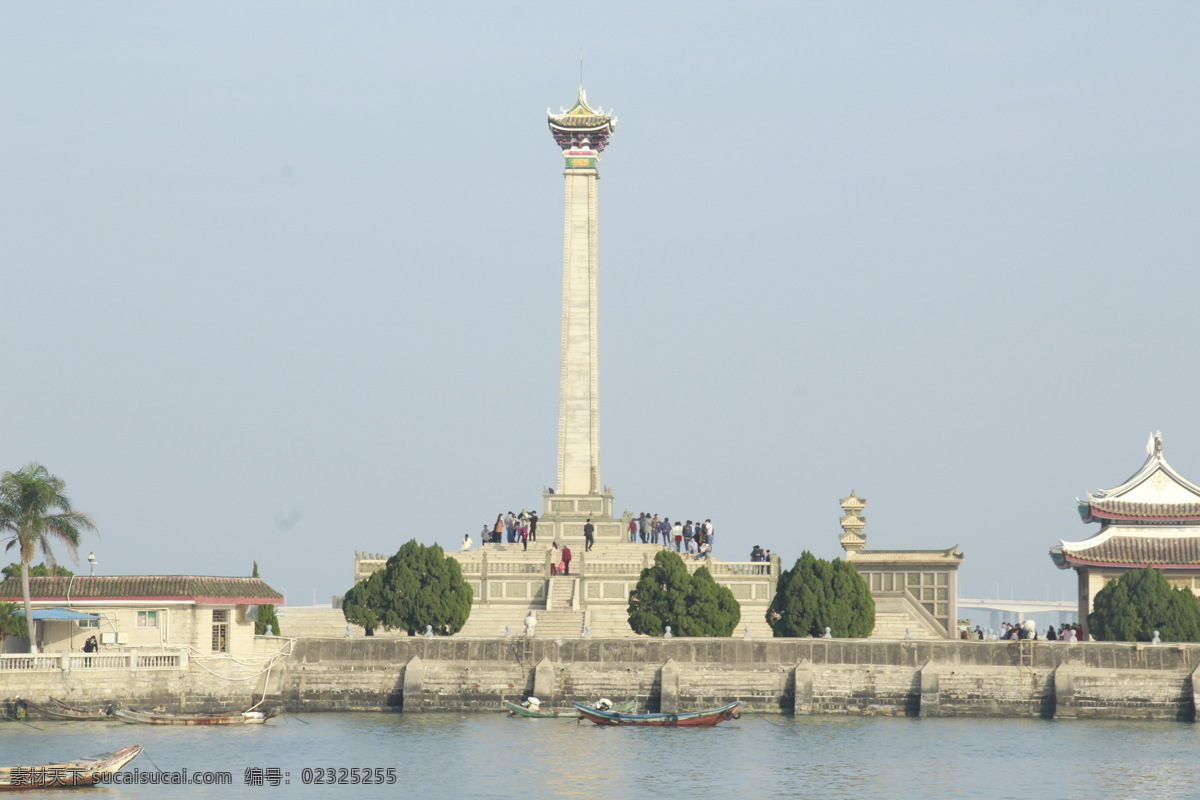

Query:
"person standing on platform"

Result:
[[629, 516, 638, 542], [561, 544, 573, 575], [584, 519, 595, 552], [650, 514, 660, 544], [529, 511, 539, 542], [639, 513, 651, 543], [492, 515, 505, 544], [675, 521, 687, 553]]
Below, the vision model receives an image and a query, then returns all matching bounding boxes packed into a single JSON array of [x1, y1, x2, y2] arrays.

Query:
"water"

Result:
[[2, 712, 1198, 799]]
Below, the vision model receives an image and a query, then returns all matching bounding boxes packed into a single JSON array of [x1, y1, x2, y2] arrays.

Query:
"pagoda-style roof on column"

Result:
[[548, 89, 615, 152], [1052, 433, 1200, 570]]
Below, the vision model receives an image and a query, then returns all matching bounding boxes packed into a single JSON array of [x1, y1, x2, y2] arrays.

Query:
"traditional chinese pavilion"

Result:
[[1051, 432, 1200, 635]]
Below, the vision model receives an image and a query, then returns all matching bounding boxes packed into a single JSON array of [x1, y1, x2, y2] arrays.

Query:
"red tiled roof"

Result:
[[1060, 536, 1200, 568], [0, 576, 283, 605]]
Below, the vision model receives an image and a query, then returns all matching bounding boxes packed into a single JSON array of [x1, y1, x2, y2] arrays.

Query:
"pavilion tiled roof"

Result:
[[0, 576, 283, 605], [1057, 535, 1200, 569], [1086, 498, 1200, 521]]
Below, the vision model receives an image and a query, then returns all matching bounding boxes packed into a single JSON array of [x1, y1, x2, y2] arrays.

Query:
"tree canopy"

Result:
[[2, 562, 74, 579], [627, 550, 740, 637], [766, 551, 875, 638], [1088, 567, 1200, 642], [342, 540, 473, 636], [0, 464, 96, 652]]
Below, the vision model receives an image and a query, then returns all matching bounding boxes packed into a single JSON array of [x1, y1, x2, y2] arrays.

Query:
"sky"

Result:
[[3, 2, 1199, 609]]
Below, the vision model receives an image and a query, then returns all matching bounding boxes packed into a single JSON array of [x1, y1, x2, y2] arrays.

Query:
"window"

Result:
[[212, 609, 229, 652], [78, 618, 99, 629], [136, 611, 158, 628]]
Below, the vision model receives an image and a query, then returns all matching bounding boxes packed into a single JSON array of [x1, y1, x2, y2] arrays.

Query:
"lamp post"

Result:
[[87, 551, 96, 577]]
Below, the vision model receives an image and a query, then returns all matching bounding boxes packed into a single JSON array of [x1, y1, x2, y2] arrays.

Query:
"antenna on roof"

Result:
[[580, 48, 584, 92]]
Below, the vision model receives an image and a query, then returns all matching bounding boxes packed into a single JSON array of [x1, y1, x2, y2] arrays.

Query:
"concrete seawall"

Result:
[[4, 638, 1198, 721], [281, 637, 1200, 721]]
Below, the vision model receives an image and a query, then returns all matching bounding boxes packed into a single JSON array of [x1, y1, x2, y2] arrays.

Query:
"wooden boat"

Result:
[[0, 744, 142, 789], [113, 705, 281, 726], [572, 700, 744, 727], [18, 697, 114, 721], [504, 699, 636, 718]]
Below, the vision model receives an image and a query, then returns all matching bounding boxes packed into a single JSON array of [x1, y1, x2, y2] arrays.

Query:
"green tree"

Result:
[[250, 561, 282, 636], [1088, 567, 1200, 642], [766, 551, 875, 638], [2, 562, 74, 579], [342, 540, 473, 636], [0, 464, 96, 652], [0, 600, 26, 644], [627, 550, 740, 637]]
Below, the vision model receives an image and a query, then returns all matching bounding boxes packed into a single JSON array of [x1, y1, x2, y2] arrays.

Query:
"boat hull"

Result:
[[19, 698, 114, 722], [0, 744, 142, 790], [504, 700, 636, 718], [572, 701, 743, 727], [113, 706, 280, 725]]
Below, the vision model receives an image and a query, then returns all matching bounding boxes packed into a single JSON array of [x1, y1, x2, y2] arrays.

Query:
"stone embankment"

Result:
[[4, 638, 1198, 721], [282, 637, 1200, 721]]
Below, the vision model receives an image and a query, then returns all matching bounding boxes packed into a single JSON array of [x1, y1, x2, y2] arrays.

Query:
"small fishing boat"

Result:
[[18, 697, 114, 721], [113, 705, 281, 726], [572, 700, 744, 727], [504, 699, 636, 718], [0, 744, 142, 789]]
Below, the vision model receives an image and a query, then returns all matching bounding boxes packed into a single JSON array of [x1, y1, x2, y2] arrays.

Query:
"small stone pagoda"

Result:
[[1052, 432, 1200, 636], [838, 491, 965, 639]]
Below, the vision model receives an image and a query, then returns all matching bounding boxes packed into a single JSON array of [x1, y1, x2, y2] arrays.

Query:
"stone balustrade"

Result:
[[0, 648, 188, 671]]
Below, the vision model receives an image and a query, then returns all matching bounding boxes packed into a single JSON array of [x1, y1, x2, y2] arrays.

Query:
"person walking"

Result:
[[584, 519, 595, 552], [561, 544, 573, 576]]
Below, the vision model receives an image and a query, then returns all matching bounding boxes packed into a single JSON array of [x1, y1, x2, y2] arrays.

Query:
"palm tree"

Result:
[[0, 464, 96, 653]]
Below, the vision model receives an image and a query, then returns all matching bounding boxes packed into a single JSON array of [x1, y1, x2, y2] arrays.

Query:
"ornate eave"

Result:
[[1053, 525, 1200, 570]]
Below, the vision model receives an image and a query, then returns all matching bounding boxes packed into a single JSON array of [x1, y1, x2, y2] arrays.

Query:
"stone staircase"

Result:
[[275, 606, 353, 638], [534, 577, 584, 637], [871, 594, 943, 640]]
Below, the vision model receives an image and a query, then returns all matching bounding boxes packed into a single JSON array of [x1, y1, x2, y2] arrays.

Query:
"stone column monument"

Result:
[[541, 90, 622, 544]]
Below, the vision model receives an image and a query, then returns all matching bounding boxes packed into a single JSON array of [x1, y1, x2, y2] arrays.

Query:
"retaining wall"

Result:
[[4, 638, 1197, 721]]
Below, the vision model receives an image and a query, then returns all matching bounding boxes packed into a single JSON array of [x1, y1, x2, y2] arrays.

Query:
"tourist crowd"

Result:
[[629, 513, 716, 557], [964, 621, 1087, 641]]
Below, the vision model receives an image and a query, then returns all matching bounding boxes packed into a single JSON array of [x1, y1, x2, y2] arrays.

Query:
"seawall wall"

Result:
[[4, 638, 1197, 721], [281, 637, 1200, 721]]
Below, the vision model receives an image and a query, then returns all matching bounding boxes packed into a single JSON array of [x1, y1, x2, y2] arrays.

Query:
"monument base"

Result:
[[539, 489, 629, 546]]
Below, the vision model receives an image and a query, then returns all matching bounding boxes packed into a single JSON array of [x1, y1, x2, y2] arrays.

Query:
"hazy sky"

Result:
[[3, 2, 1199, 609]]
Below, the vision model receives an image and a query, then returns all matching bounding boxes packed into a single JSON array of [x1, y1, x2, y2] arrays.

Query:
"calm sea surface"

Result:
[[2, 712, 1197, 800]]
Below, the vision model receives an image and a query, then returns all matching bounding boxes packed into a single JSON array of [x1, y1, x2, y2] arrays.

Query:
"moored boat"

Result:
[[504, 699, 636, 718], [572, 700, 744, 727], [0, 744, 142, 789], [113, 705, 281, 726], [18, 697, 115, 722]]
